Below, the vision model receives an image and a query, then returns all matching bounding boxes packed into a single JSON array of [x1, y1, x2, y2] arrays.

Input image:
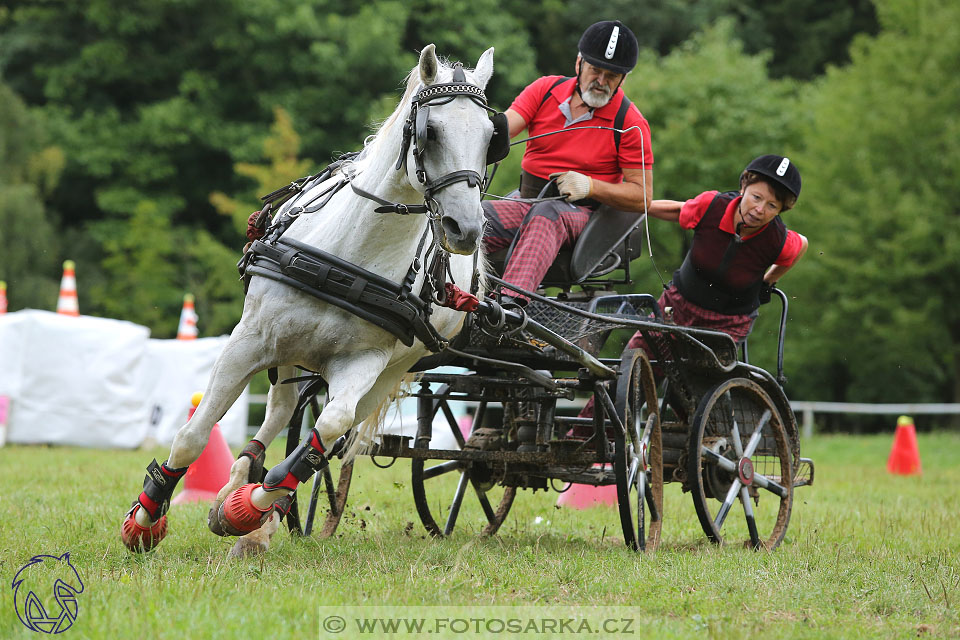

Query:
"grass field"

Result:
[[1, 431, 958, 639]]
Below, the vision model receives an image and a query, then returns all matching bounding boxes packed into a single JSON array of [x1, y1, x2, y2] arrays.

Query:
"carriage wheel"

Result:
[[613, 350, 663, 552], [411, 386, 516, 538], [303, 459, 353, 538], [686, 378, 793, 550], [288, 385, 354, 538]]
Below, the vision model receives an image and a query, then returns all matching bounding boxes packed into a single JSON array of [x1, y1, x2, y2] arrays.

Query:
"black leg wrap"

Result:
[[263, 429, 329, 490], [240, 439, 267, 483], [137, 459, 187, 521]]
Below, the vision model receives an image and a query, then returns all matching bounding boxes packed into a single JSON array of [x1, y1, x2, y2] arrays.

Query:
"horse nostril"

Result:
[[441, 217, 463, 241]]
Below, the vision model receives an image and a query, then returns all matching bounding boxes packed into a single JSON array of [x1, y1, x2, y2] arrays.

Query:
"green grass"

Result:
[[1, 432, 958, 639]]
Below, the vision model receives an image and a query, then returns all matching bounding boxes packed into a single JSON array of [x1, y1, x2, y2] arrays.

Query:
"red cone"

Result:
[[887, 415, 922, 476], [172, 393, 234, 504], [556, 470, 619, 509]]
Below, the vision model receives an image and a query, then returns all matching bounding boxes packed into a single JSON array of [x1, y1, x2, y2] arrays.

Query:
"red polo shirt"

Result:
[[680, 191, 805, 266], [509, 76, 653, 184]]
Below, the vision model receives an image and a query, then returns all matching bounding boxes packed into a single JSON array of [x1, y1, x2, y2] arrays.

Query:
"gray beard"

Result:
[[581, 87, 613, 109]]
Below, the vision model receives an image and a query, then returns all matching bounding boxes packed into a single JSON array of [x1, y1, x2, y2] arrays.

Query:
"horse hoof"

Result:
[[229, 538, 267, 559], [121, 505, 167, 553], [207, 504, 227, 536], [218, 484, 271, 536]]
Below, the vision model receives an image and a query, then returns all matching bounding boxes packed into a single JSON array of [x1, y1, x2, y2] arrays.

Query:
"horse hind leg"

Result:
[[208, 366, 299, 537]]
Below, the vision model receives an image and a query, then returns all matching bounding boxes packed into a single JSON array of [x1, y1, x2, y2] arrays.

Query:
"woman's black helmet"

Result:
[[745, 154, 802, 199], [578, 21, 638, 75]]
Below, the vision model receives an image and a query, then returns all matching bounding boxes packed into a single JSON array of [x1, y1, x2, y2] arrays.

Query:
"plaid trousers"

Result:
[[482, 198, 592, 296], [577, 285, 757, 423]]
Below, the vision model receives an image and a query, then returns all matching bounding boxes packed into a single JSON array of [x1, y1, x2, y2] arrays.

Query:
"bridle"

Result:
[[350, 62, 508, 221]]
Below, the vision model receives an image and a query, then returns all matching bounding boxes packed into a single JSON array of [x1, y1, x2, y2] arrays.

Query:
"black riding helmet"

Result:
[[744, 154, 802, 201], [578, 20, 639, 75]]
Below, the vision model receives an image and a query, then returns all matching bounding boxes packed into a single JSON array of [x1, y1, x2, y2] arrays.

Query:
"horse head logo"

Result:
[[11, 552, 84, 634]]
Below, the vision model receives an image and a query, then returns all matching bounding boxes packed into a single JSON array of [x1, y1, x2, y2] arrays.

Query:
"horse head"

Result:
[[398, 44, 499, 255]]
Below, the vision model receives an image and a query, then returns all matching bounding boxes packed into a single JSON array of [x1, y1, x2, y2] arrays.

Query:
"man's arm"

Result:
[[505, 108, 527, 138], [576, 167, 653, 213]]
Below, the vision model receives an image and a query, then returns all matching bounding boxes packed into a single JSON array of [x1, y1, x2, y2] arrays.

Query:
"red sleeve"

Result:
[[678, 191, 719, 230], [775, 230, 806, 267], [617, 106, 654, 170], [509, 76, 563, 125]]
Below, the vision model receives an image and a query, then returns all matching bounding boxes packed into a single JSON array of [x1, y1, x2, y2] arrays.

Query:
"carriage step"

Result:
[[793, 457, 815, 488]]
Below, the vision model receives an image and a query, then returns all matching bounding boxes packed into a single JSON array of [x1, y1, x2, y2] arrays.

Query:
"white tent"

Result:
[[0, 310, 248, 448]]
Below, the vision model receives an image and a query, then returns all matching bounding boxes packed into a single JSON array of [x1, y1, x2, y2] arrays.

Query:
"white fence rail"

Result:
[[247, 394, 960, 439]]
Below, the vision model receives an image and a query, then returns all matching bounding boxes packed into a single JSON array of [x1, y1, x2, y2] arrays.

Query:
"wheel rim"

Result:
[[687, 378, 793, 550], [613, 350, 663, 552], [411, 388, 516, 538]]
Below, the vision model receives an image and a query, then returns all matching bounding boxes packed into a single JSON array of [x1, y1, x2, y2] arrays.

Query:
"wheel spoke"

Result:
[[472, 481, 496, 522], [443, 471, 470, 536], [729, 415, 744, 457], [643, 475, 659, 522], [701, 445, 737, 473], [422, 460, 460, 480], [740, 485, 761, 548], [752, 473, 789, 498], [743, 409, 771, 458], [714, 478, 742, 529]]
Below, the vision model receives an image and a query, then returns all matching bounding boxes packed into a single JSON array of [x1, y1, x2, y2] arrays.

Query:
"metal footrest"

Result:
[[793, 457, 815, 488]]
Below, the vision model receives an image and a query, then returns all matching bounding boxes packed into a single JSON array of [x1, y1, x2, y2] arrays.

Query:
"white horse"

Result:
[[121, 44, 498, 555]]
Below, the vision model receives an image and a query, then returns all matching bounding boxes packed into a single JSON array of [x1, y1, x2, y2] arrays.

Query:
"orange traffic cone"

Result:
[[172, 392, 234, 504], [56, 260, 79, 316], [887, 415, 922, 476], [176, 294, 198, 340], [0, 281, 7, 314]]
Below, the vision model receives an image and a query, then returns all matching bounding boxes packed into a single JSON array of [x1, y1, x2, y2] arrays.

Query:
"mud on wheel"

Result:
[[411, 384, 516, 537], [613, 349, 663, 552], [687, 377, 793, 550]]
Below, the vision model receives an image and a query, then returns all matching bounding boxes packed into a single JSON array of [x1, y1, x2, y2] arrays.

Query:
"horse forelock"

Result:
[[358, 55, 475, 165]]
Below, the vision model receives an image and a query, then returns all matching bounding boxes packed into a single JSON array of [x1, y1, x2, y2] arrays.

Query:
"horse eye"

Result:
[[425, 125, 437, 141]]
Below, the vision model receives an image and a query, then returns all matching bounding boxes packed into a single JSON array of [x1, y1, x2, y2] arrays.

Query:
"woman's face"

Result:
[[738, 181, 783, 232]]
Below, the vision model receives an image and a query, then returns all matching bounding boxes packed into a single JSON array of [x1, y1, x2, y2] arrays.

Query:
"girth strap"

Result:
[[245, 238, 447, 351]]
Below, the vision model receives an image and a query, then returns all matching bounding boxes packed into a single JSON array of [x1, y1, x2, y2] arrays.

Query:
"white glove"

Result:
[[550, 171, 593, 202]]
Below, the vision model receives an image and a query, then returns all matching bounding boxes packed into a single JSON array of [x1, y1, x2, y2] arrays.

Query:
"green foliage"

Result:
[[0, 80, 62, 311], [788, 0, 960, 403], [731, 0, 879, 80], [209, 107, 315, 233]]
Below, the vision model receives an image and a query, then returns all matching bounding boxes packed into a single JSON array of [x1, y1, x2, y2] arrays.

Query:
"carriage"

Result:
[[121, 46, 812, 556], [274, 193, 815, 552]]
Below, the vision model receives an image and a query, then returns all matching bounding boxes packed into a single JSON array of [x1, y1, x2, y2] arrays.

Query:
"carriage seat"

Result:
[[486, 190, 645, 293]]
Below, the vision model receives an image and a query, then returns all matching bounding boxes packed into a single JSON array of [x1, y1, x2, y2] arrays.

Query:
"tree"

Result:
[[730, 0, 879, 80], [0, 80, 63, 312], [787, 0, 960, 410]]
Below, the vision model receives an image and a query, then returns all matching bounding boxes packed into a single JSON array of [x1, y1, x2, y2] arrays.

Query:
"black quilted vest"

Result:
[[673, 191, 787, 315]]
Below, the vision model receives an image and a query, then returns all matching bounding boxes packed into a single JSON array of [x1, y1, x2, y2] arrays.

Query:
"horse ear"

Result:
[[419, 44, 439, 86], [474, 47, 494, 89]]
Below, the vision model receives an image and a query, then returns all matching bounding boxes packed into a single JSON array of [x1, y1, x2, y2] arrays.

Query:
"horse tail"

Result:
[[340, 376, 410, 462]]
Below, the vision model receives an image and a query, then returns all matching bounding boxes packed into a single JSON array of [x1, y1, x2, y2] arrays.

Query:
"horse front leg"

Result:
[[217, 350, 390, 541], [120, 350, 256, 552], [208, 365, 299, 537]]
